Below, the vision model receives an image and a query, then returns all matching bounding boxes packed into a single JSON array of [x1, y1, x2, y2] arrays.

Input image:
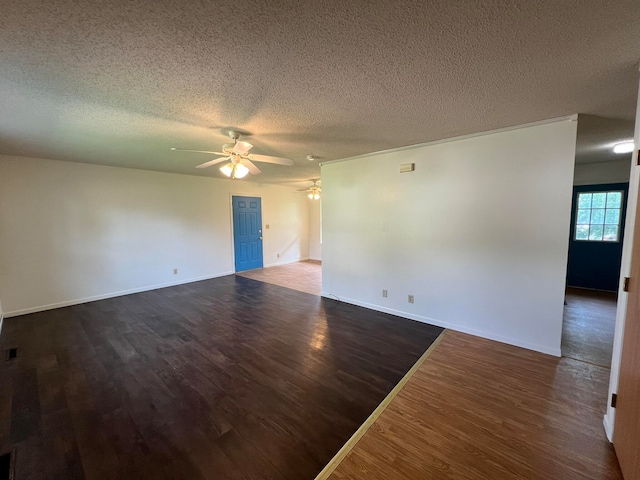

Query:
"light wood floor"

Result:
[[326, 330, 622, 480], [237, 260, 322, 296], [562, 287, 617, 368]]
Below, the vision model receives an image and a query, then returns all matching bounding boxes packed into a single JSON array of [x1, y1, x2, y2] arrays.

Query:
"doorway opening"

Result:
[[562, 115, 634, 367], [234, 193, 322, 296], [563, 185, 628, 367]]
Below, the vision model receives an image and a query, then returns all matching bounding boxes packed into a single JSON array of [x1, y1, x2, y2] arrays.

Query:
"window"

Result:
[[575, 191, 623, 242]]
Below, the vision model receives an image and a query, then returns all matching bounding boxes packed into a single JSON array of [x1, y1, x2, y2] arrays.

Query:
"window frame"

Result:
[[573, 190, 624, 243]]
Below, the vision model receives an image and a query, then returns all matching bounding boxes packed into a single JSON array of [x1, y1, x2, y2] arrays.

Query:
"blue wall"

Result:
[[566, 183, 629, 291]]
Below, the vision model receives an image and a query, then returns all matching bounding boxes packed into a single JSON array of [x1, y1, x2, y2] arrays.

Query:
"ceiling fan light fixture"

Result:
[[613, 141, 634, 154], [234, 163, 249, 179], [220, 163, 234, 177], [175, 131, 293, 176], [220, 162, 249, 179], [307, 186, 321, 200]]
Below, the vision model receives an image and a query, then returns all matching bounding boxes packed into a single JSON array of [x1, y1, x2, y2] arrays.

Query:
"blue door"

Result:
[[566, 183, 629, 291], [232, 196, 263, 272]]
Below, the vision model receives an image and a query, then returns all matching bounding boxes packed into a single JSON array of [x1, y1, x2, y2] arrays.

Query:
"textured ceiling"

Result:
[[1, 0, 640, 187], [575, 115, 635, 164]]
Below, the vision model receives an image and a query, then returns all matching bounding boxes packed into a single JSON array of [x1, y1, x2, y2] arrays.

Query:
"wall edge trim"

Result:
[[319, 114, 578, 167]]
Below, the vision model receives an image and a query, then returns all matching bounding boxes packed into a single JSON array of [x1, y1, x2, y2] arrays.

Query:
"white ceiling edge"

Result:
[[319, 115, 578, 167]]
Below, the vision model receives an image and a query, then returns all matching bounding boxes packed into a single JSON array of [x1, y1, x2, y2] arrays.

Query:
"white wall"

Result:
[[322, 118, 578, 356], [309, 199, 322, 260], [0, 155, 309, 316], [574, 159, 631, 186]]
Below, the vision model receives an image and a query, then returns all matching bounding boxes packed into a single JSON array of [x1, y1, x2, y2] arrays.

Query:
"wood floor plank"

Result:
[[562, 287, 617, 367], [0, 274, 442, 479], [327, 330, 622, 480], [237, 260, 322, 296]]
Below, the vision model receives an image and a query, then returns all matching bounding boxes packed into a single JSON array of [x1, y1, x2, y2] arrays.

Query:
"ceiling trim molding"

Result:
[[320, 114, 578, 167]]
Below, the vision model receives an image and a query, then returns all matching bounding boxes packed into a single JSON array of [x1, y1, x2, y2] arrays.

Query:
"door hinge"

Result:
[[623, 277, 630, 292], [611, 393, 618, 408]]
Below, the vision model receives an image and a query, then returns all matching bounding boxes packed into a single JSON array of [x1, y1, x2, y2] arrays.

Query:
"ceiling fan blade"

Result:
[[247, 154, 294, 166], [242, 159, 261, 175], [195, 157, 230, 169], [171, 148, 227, 155], [233, 141, 253, 155]]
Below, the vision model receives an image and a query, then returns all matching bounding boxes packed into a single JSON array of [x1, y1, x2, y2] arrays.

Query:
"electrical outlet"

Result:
[[408, 295, 414, 303], [173, 268, 178, 275], [382, 289, 388, 298], [277, 253, 280, 258], [265, 224, 270, 229]]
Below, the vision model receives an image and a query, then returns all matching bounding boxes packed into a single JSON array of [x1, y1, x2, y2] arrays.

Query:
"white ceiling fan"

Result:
[[298, 179, 321, 199], [171, 130, 293, 179]]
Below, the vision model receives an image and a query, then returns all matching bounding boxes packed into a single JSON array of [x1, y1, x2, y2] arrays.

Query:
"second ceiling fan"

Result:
[[299, 179, 321, 199], [171, 130, 293, 179]]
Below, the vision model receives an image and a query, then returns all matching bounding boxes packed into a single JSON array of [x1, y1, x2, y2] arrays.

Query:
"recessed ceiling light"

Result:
[[613, 141, 634, 154]]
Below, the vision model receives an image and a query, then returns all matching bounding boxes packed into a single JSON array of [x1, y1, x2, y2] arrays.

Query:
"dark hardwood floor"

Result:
[[0, 275, 442, 479]]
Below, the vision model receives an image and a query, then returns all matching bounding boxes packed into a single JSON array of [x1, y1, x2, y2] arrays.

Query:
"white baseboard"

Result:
[[603, 412, 615, 443], [4, 271, 234, 318], [321, 293, 562, 357]]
